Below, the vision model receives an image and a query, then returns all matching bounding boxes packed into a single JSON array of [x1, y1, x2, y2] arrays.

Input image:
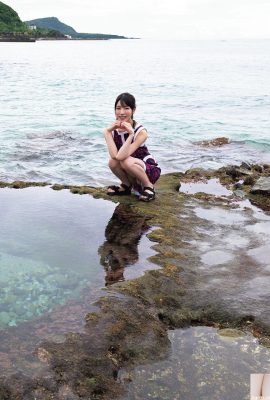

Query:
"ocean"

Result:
[[0, 38, 270, 186]]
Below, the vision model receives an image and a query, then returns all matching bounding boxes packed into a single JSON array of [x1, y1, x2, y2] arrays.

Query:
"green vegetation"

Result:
[[0, 1, 27, 32], [25, 17, 77, 36], [1, 3, 128, 40], [74, 32, 126, 40], [28, 27, 66, 39], [0, 2, 66, 40], [25, 16, 127, 39]]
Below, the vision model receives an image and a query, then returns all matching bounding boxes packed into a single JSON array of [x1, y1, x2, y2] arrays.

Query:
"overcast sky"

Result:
[[7, 0, 270, 39]]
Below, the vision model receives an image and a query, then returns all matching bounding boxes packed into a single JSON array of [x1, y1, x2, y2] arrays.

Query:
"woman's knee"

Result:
[[120, 158, 133, 171], [108, 158, 120, 170]]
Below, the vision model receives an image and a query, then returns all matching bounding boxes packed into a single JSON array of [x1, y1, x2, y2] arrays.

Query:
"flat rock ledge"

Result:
[[0, 163, 270, 399]]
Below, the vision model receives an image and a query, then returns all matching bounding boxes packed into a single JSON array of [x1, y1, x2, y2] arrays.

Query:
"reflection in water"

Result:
[[179, 178, 232, 196], [0, 187, 116, 329], [0, 191, 156, 387], [99, 204, 150, 285]]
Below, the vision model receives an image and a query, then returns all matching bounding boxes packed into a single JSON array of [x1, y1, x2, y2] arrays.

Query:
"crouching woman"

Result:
[[104, 92, 161, 202]]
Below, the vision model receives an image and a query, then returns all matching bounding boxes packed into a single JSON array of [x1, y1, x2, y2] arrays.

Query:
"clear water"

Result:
[[0, 187, 155, 329], [0, 187, 113, 328], [179, 178, 232, 196], [0, 187, 158, 378], [120, 326, 270, 400], [0, 39, 270, 185]]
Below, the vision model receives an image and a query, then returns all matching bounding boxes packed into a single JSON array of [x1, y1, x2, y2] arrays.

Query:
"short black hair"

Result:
[[114, 93, 136, 110]]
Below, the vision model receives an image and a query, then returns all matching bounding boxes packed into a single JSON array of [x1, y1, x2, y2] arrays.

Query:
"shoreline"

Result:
[[0, 36, 36, 42], [0, 164, 270, 399]]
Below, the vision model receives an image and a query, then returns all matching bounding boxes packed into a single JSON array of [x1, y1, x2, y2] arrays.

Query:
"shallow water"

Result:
[[0, 187, 156, 376], [0, 187, 114, 327], [179, 178, 232, 196], [188, 198, 270, 322], [120, 326, 270, 400], [116, 194, 270, 400]]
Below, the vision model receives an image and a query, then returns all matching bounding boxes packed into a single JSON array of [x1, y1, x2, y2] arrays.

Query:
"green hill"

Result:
[[25, 17, 76, 36], [0, 1, 27, 32], [0, 3, 67, 40], [25, 16, 127, 39], [0, 2, 128, 40]]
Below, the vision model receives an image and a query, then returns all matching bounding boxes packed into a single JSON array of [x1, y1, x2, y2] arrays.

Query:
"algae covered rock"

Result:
[[194, 137, 231, 147]]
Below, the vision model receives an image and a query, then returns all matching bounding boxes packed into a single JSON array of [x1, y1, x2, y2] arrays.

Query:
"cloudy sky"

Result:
[[7, 0, 270, 39]]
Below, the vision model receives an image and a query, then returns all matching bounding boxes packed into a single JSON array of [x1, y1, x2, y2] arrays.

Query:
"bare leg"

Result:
[[107, 158, 133, 193], [120, 157, 153, 188], [119, 157, 156, 201]]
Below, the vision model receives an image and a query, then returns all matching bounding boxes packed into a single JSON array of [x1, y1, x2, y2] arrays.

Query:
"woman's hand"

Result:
[[105, 120, 134, 136], [119, 121, 134, 135], [106, 121, 121, 133]]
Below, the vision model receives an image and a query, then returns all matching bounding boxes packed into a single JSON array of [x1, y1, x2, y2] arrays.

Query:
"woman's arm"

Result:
[[104, 128, 118, 159], [116, 129, 148, 161], [104, 120, 122, 159]]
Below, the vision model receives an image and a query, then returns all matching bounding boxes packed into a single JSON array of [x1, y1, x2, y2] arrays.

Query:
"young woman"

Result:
[[104, 93, 161, 202]]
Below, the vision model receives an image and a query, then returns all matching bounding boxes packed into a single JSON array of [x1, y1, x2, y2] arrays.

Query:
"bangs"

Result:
[[114, 93, 136, 110], [117, 99, 128, 107]]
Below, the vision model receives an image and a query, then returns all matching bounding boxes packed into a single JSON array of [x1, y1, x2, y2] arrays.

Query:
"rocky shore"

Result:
[[0, 33, 36, 42], [0, 163, 270, 399]]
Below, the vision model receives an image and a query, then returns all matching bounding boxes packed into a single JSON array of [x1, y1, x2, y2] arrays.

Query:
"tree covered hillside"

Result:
[[1, 2, 128, 39], [26, 17, 77, 36], [0, 2, 66, 39], [0, 1, 27, 32], [25, 17, 127, 39]]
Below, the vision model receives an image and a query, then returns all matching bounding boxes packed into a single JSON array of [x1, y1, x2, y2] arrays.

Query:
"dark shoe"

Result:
[[139, 186, 155, 202], [107, 183, 131, 196]]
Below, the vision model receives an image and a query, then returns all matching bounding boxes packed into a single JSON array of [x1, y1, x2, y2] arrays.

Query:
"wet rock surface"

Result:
[[250, 176, 270, 195], [0, 164, 270, 399]]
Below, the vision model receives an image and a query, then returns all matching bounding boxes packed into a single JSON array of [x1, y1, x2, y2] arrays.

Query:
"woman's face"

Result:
[[115, 101, 135, 123]]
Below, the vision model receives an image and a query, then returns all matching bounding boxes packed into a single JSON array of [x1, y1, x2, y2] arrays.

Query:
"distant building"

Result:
[[29, 25, 37, 30]]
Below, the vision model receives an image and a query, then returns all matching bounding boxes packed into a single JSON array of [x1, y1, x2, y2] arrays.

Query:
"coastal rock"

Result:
[[250, 177, 270, 195], [253, 165, 263, 173], [243, 176, 255, 186], [225, 166, 253, 179], [240, 162, 252, 170], [194, 137, 230, 147]]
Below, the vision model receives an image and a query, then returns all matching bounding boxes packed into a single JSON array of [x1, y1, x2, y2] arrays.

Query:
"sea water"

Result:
[[0, 39, 270, 185]]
